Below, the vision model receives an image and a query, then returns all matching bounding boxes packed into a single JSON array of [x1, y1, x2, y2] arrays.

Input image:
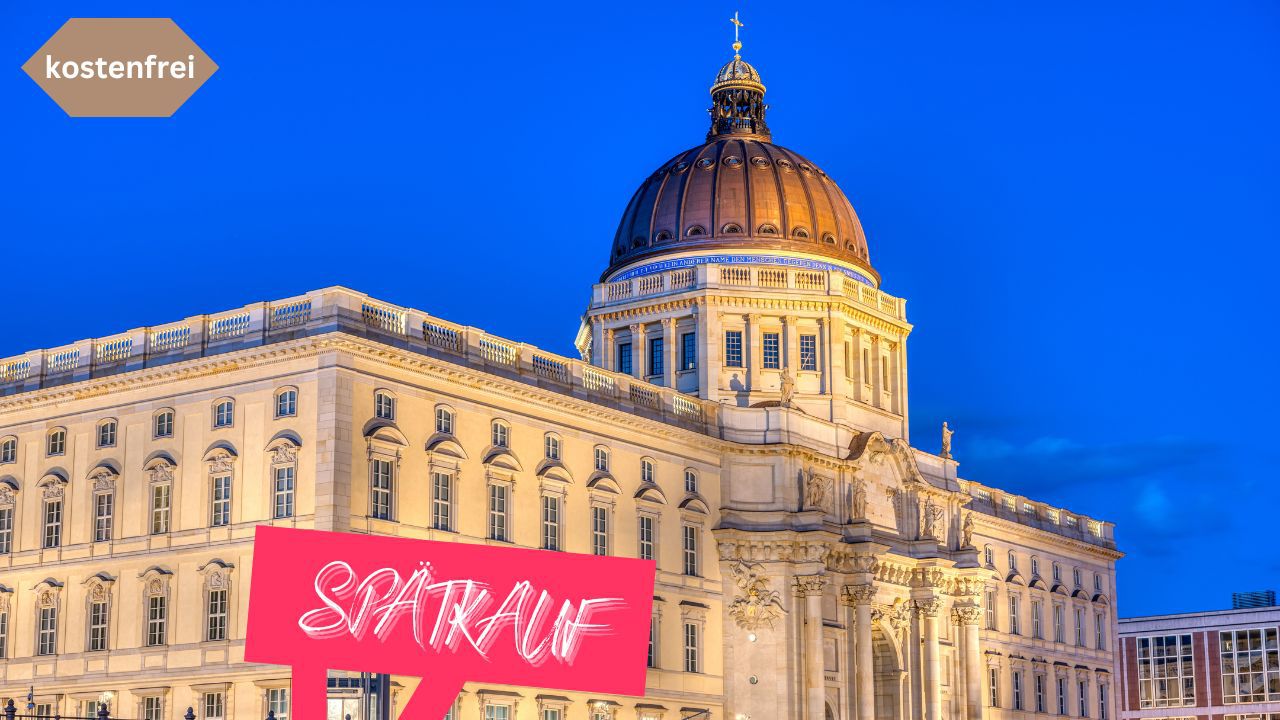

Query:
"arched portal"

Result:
[[873, 627, 904, 720]]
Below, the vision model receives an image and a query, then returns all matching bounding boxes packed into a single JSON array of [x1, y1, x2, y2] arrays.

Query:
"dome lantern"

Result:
[[708, 13, 770, 141]]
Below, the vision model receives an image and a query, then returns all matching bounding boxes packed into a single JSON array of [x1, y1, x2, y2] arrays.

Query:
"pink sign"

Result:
[[246, 526, 656, 718]]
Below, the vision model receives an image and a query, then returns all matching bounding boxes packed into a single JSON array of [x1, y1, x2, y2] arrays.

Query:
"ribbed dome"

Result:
[[604, 138, 876, 282], [712, 58, 764, 94]]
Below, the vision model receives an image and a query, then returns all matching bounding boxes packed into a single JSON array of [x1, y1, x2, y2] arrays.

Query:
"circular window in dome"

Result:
[[686, 225, 706, 237], [671, 161, 690, 174], [757, 223, 779, 235], [696, 158, 715, 170], [799, 163, 815, 175], [750, 156, 770, 168], [822, 233, 837, 245], [722, 156, 743, 168], [721, 223, 744, 234], [792, 226, 810, 239], [776, 158, 795, 172]]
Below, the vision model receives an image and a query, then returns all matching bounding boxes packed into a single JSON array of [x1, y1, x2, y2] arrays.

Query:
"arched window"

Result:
[[685, 225, 706, 237], [212, 399, 235, 429], [46, 428, 66, 457], [984, 545, 994, 567], [96, 419, 117, 449], [374, 390, 396, 421], [655, 230, 673, 242], [721, 223, 743, 234], [593, 446, 610, 472], [822, 233, 837, 245], [274, 387, 298, 418], [544, 433, 561, 461], [641, 458, 656, 484], [1052, 562, 1062, 583], [757, 223, 779, 235], [684, 469, 698, 494], [1031, 556, 1041, 577], [1008, 550, 1018, 572], [435, 405, 454, 435], [0, 437, 14, 464], [792, 227, 810, 239], [153, 409, 174, 439], [491, 420, 510, 449]]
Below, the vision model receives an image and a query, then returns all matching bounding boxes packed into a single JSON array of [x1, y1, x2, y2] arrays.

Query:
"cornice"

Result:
[[591, 293, 911, 337], [973, 512, 1123, 561]]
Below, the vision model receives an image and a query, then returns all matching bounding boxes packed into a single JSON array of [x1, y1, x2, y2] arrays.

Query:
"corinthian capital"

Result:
[[951, 605, 983, 626], [792, 574, 828, 598], [840, 583, 877, 607], [913, 598, 942, 618]]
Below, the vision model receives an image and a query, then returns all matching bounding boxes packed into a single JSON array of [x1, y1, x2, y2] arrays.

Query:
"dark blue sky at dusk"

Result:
[[1, 2, 1276, 616]]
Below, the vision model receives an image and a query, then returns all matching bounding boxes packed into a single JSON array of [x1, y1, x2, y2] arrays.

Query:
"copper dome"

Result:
[[604, 138, 876, 282]]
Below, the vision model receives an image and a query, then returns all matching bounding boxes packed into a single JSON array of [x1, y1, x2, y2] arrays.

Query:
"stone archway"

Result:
[[873, 627, 903, 720], [826, 702, 838, 720]]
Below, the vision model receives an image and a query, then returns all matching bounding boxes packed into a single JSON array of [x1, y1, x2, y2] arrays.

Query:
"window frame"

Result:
[[374, 390, 397, 421], [153, 409, 175, 439], [724, 330, 744, 368], [799, 333, 818, 371], [97, 419, 118, 448], [212, 398, 235, 429], [274, 387, 298, 418], [46, 428, 66, 456]]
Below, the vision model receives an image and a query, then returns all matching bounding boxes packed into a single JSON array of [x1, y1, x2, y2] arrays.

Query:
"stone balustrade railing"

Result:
[[963, 480, 1116, 550], [592, 263, 906, 321], [0, 287, 714, 430]]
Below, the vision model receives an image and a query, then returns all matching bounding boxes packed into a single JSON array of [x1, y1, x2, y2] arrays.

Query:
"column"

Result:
[[953, 605, 984, 720], [602, 328, 615, 372], [746, 313, 760, 392], [817, 317, 829, 395], [782, 315, 798, 372], [629, 323, 646, 380], [794, 575, 828, 720], [842, 584, 877, 720], [661, 317, 677, 388], [916, 598, 943, 720]]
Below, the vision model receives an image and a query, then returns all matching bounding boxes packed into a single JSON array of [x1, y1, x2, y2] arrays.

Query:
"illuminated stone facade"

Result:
[[0, 46, 1121, 720]]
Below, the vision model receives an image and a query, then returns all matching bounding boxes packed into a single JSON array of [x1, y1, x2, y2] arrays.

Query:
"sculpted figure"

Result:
[[920, 496, 942, 539], [961, 511, 975, 549], [779, 367, 796, 408], [804, 469, 831, 512], [728, 561, 787, 630], [941, 421, 954, 459], [851, 478, 868, 520]]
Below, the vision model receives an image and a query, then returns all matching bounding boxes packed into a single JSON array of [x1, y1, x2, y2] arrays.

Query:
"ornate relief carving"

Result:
[[208, 570, 227, 590], [88, 583, 109, 603], [919, 496, 943, 540], [0, 485, 14, 506], [42, 482, 65, 501], [207, 453, 234, 474], [270, 443, 298, 465], [148, 461, 174, 484], [792, 574, 828, 598], [885, 598, 912, 631], [952, 605, 982, 626], [803, 468, 833, 513], [913, 598, 942, 618], [147, 577, 165, 596], [850, 477, 868, 520], [89, 468, 116, 492], [727, 561, 786, 630], [38, 589, 57, 608], [841, 583, 877, 607]]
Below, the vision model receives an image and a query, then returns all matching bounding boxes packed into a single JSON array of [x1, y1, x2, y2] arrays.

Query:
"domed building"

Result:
[[0, 23, 1119, 720]]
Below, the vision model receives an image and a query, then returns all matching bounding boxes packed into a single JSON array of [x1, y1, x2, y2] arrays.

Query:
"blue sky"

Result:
[[1, 2, 1276, 616]]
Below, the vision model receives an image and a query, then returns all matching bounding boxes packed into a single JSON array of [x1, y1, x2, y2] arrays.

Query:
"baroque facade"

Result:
[[0, 36, 1120, 720]]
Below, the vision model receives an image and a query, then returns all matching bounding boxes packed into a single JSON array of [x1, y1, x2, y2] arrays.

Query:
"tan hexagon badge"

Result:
[[22, 18, 218, 117]]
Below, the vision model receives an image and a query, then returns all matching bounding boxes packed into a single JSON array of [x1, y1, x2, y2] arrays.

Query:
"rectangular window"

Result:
[[799, 334, 817, 371], [638, 515, 655, 561], [1013, 670, 1024, 710], [488, 484, 509, 542], [43, 499, 62, 548], [617, 342, 632, 375], [151, 484, 171, 534], [1036, 674, 1046, 713], [370, 459, 393, 520], [210, 474, 232, 527], [1032, 600, 1043, 639], [276, 389, 297, 418], [542, 710, 562, 720], [989, 667, 1000, 707], [267, 689, 289, 720], [0, 507, 11, 554], [207, 588, 228, 641], [432, 472, 453, 531], [1054, 604, 1065, 643], [88, 600, 108, 651], [649, 338, 664, 377], [682, 524, 699, 576], [38, 606, 56, 655], [274, 466, 295, 519], [648, 617, 658, 668], [147, 595, 167, 646], [34, 705, 51, 719], [0, 611, 8, 658], [98, 421, 116, 448], [861, 348, 871, 383], [683, 622, 700, 673], [154, 411, 173, 438], [684, 469, 698, 494], [1099, 683, 1108, 720], [143, 697, 163, 720], [204, 692, 224, 720], [881, 355, 890, 389], [762, 332, 780, 369], [844, 341, 853, 379], [1220, 628, 1279, 704], [485, 707, 510, 720], [214, 401, 234, 428], [985, 590, 997, 630], [1075, 606, 1086, 646], [724, 331, 743, 367], [1096, 612, 1106, 649], [1009, 594, 1021, 635], [94, 492, 114, 542], [541, 495, 561, 551], [681, 332, 696, 370], [1058, 677, 1068, 715], [591, 506, 609, 556], [1079, 680, 1089, 718]]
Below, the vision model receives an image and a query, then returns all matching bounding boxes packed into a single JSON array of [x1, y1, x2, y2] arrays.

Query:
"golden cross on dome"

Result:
[[730, 11, 744, 58]]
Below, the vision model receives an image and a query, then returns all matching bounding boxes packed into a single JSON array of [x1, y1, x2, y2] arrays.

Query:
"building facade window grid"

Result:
[[591, 506, 609, 556], [681, 332, 696, 370], [374, 392, 395, 421], [273, 466, 295, 519], [682, 524, 698, 576], [370, 459, 394, 520], [616, 342, 632, 375], [213, 399, 234, 428], [540, 495, 560, 551], [1221, 627, 1280, 704], [210, 474, 232, 526], [0, 507, 15, 554], [94, 492, 113, 542], [488, 484, 509, 542], [725, 331, 743, 367], [43, 499, 62, 548], [638, 515, 655, 561], [151, 484, 171, 534], [154, 410, 173, 438], [88, 600, 108, 651], [648, 337, 664, 377], [799, 334, 817, 371], [275, 388, 297, 418], [207, 588, 228, 641], [435, 407, 453, 434], [0, 438, 13, 464], [204, 692, 224, 720], [37, 606, 56, 655], [762, 332, 780, 369], [683, 621, 700, 673], [431, 472, 452, 531], [97, 420, 117, 448], [47, 429, 66, 456], [267, 688, 289, 720], [146, 595, 167, 646], [1013, 670, 1024, 710]]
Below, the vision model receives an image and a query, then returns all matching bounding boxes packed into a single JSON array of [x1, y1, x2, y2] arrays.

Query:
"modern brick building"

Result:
[[1118, 606, 1280, 720]]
